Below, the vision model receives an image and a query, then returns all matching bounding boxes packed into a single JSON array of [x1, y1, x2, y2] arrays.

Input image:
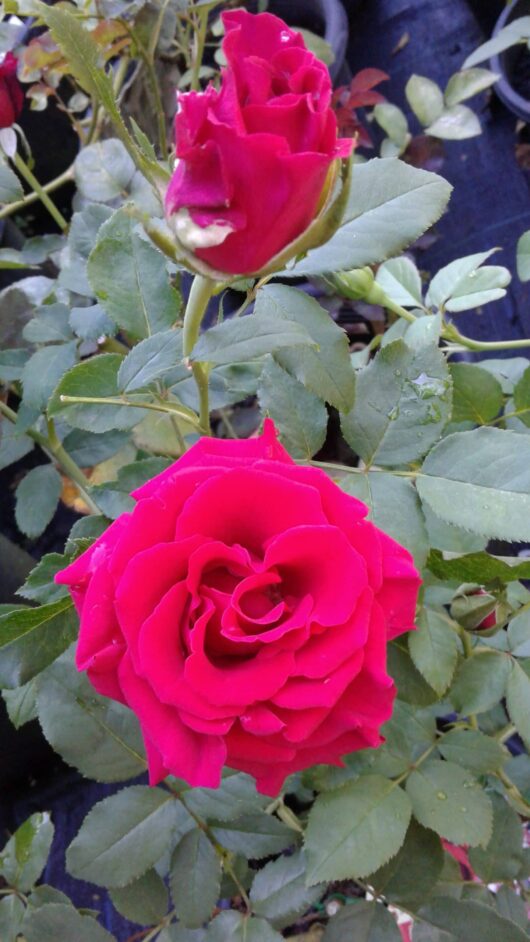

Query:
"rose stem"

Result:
[[11, 151, 69, 231], [183, 274, 216, 435]]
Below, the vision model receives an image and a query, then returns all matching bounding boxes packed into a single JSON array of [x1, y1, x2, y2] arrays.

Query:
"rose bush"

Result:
[[56, 420, 419, 795], [0, 52, 23, 129], [165, 9, 353, 274]]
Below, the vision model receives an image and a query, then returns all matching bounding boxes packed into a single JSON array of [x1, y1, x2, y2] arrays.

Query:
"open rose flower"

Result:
[[0, 53, 23, 129], [165, 10, 353, 276], [56, 422, 420, 795]]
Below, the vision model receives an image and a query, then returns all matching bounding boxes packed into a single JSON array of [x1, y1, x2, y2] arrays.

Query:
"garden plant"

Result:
[[1, 2, 530, 941]]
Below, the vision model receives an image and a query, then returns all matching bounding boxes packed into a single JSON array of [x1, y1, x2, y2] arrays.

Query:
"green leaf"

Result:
[[374, 103, 410, 147], [305, 774, 412, 883], [23, 303, 73, 343], [406, 75, 444, 126], [249, 849, 324, 929], [468, 793, 524, 882], [375, 256, 424, 308], [445, 68, 499, 106], [62, 428, 130, 468], [75, 139, 135, 203], [427, 548, 530, 585], [0, 348, 29, 382], [110, 869, 168, 926], [255, 284, 355, 411], [192, 313, 315, 365], [513, 364, 530, 428], [426, 250, 498, 310], [182, 770, 269, 823], [367, 819, 443, 911], [2, 678, 38, 728], [0, 162, 23, 204], [70, 304, 116, 342], [169, 829, 221, 928], [387, 643, 438, 706], [21, 342, 78, 414], [0, 894, 25, 942], [258, 358, 327, 459], [210, 812, 294, 859], [438, 728, 508, 774], [406, 760, 493, 846], [409, 609, 459, 695], [0, 421, 34, 471], [341, 338, 451, 467], [15, 465, 62, 539], [508, 609, 530, 656], [0, 812, 54, 892], [23, 903, 116, 942], [287, 158, 452, 277], [506, 660, 530, 751], [36, 647, 146, 783], [117, 329, 183, 392], [416, 428, 530, 541], [88, 208, 179, 339], [0, 596, 76, 689], [426, 104, 482, 140], [49, 353, 147, 432], [322, 900, 403, 942], [297, 28, 335, 65], [91, 456, 172, 519], [450, 363, 503, 425], [420, 898, 529, 942], [66, 785, 184, 887], [206, 912, 283, 942], [59, 204, 113, 297], [450, 650, 511, 715], [464, 17, 530, 68], [516, 230, 530, 282], [495, 886, 529, 931], [340, 472, 429, 568]]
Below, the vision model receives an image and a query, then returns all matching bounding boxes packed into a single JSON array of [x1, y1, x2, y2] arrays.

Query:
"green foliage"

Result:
[[341, 337, 451, 467], [15, 465, 62, 538], [417, 428, 530, 541], [0, 597, 76, 688], [305, 775, 412, 882], [258, 357, 328, 459], [288, 158, 452, 276], [88, 208, 180, 339], [0, 813, 54, 893], [406, 760, 493, 846], [169, 829, 222, 927], [66, 786, 185, 887]]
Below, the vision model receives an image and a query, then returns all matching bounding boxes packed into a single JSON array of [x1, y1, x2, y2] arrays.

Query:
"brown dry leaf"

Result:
[[60, 477, 90, 515]]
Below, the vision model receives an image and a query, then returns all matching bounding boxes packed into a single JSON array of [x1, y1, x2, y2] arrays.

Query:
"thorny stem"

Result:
[[458, 629, 479, 730], [11, 152, 69, 231]]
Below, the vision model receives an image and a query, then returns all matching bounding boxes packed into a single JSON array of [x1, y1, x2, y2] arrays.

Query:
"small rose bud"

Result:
[[0, 52, 24, 130], [450, 584, 497, 632]]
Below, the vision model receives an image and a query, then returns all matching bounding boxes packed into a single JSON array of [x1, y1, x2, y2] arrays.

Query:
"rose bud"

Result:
[[450, 585, 497, 632], [0, 53, 24, 129], [56, 421, 420, 796], [164, 10, 353, 278]]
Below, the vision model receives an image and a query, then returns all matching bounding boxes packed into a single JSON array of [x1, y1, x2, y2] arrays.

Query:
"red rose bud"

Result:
[[56, 420, 420, 796], [165, 10, 353, 277], [450, 585, 497, 632], [0, 53, 24, 129], [472, 589, 497, 630]]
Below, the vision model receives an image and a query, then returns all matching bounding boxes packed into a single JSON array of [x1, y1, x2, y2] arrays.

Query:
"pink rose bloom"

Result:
[[165, 10, 353, 275], [0, 53, 23, 129], [56, 421, 420, 795]]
